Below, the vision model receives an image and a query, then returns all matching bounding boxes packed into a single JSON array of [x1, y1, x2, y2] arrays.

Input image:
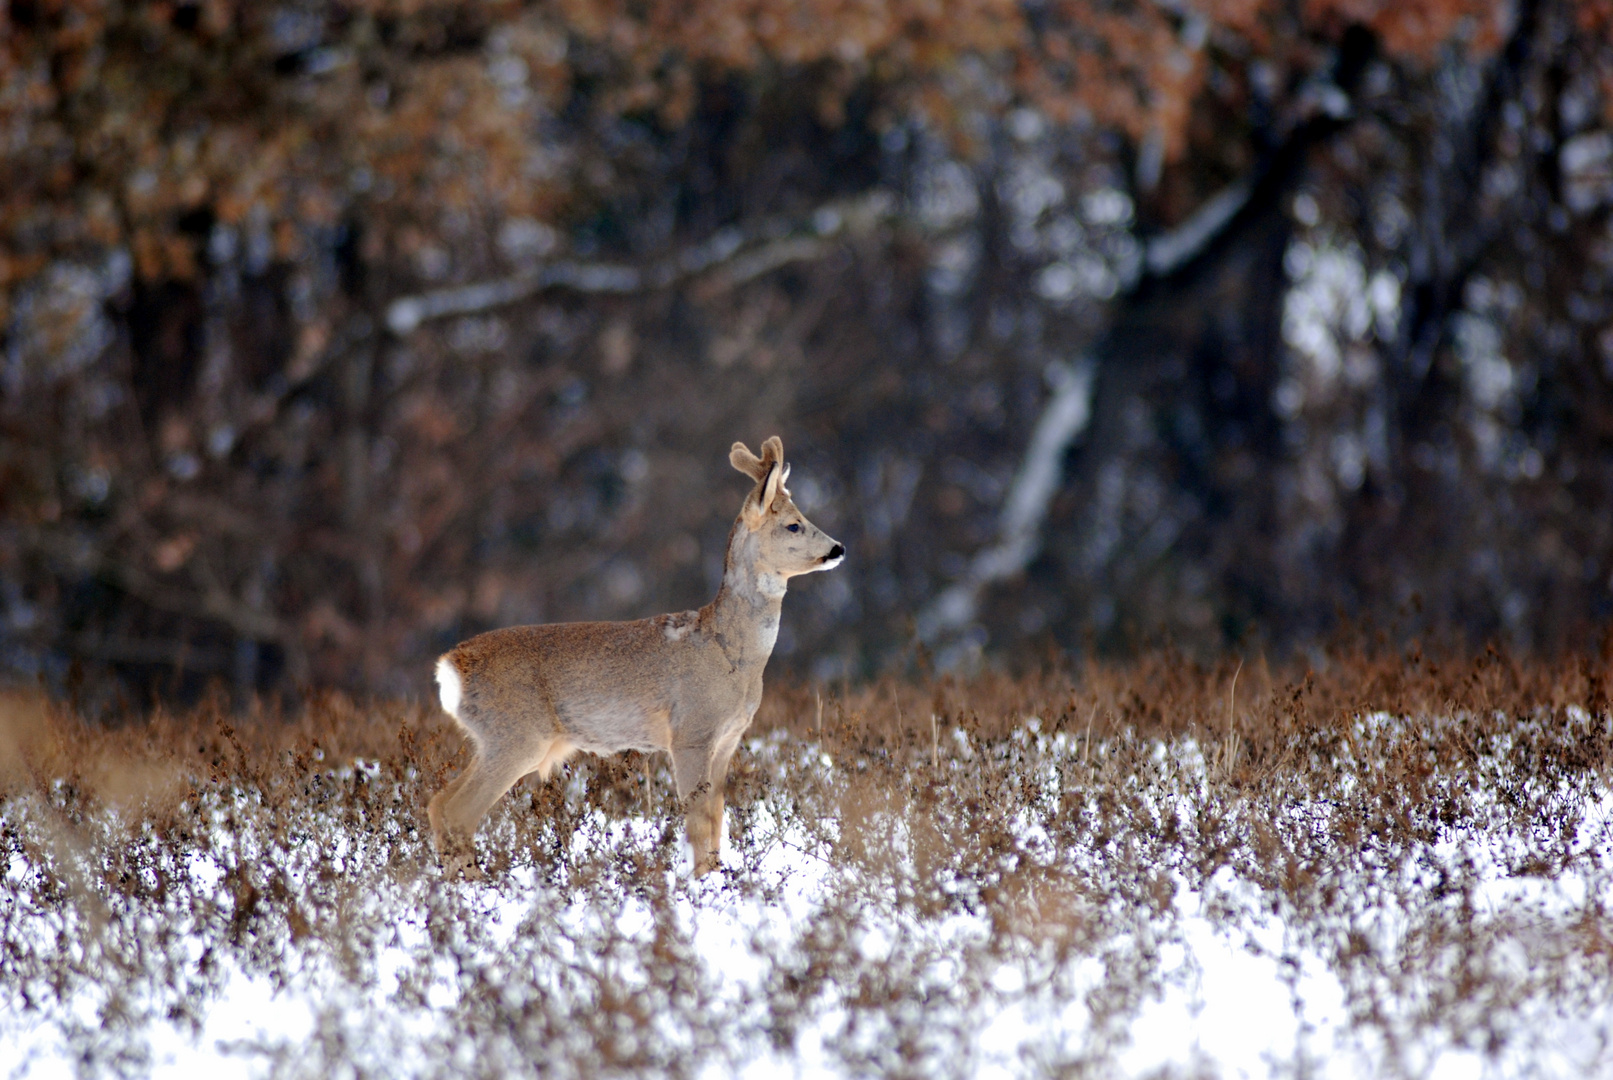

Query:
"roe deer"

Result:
[[428, 436, 844, 876]]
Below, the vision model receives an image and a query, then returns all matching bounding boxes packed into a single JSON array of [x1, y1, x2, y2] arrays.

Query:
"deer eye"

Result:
[[785, 523, 801, 533]]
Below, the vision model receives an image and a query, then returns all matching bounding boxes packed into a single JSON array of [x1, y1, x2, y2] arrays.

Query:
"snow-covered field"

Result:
[[3, 667, 1611, 1078]]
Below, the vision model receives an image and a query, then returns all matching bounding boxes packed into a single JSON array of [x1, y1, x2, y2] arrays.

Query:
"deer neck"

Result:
[[707, 525, 784, 667]]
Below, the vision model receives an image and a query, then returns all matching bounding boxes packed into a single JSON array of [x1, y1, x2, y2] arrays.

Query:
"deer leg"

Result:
[[533, 737, 575, 781], [700, 740, 739, 867], [429, 734, 553, 877], [671, 740, 720, 875], [426, 762, 474, 867]]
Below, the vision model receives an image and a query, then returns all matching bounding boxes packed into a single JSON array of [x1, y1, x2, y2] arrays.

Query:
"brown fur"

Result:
[[427, 436, 844, 876]]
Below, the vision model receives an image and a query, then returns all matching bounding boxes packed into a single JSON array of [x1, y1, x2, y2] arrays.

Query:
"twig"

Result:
[[1215, 659, 1245, 781], [1227, 658, 1243, 733], [1082, 701, 1098, 766]]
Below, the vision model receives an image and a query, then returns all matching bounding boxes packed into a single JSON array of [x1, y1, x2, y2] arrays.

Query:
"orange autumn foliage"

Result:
[[1, 0, 1524, 294]]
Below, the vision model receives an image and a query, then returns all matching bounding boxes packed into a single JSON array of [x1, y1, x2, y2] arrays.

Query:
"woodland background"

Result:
[[5, 0, 1613, 701]]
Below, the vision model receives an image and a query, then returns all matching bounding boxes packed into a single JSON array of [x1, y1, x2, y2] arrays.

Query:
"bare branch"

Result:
[[918, 40, 1380, 663], [69, 634, 232, 671], [917, 361, 1095, 653], [28, 526, 308, 680], [1144, 177, 1255, 277], [105, 558, 288, 649], [386, 265, 637, 334], [384, 191, 900, 335], [712, 237, 830, 290]]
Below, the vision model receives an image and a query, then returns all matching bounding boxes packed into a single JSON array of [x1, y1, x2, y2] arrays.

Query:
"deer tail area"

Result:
[[435, 655, 464, 725]]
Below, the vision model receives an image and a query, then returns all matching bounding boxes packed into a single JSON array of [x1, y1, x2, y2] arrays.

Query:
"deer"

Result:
[[427, 436, 844, 876]]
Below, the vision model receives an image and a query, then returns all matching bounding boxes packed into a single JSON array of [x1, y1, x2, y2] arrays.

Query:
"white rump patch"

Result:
[[435, 656, 463, 722]]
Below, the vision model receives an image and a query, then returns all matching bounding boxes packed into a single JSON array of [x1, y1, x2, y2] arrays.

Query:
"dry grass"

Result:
[[3, 647, 1612, 1077]]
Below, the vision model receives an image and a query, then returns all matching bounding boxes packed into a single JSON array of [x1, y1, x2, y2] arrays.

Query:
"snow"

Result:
[[3, 725, 1611, 1079]]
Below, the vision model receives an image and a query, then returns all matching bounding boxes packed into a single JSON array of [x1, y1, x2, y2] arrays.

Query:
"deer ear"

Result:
[[762, 458, 785, 510], [730, 442, 766, 481], [767, 462, 792, 509]]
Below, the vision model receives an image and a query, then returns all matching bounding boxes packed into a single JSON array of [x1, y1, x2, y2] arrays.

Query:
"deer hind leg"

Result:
[[533, 737, 575, 781], [429, 730, 559, 877]]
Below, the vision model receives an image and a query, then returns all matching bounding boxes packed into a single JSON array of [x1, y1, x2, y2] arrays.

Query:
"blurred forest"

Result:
[[4, 0, 1613, 700]]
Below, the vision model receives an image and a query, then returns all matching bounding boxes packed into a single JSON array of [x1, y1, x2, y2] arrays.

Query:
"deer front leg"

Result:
[[701, 741, 739, 866], [672, 740, 723, 875], [672, 736, 742, 876]]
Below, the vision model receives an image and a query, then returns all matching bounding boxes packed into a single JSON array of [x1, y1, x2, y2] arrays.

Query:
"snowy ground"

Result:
[[3, 692, 1612, 1079]]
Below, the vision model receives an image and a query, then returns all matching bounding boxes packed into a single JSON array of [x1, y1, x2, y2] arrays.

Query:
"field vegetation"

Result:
[[4, 646, 1612, 1077]]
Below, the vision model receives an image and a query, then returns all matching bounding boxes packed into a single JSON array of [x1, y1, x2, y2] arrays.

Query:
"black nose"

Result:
[[827, 543, 845, 560]]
